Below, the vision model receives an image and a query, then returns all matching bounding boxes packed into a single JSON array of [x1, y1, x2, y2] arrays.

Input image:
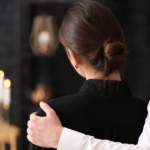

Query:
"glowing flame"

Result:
[[38, 31, 50, 44], [0, 70, 4, 78], [4, 79, 11, 88]]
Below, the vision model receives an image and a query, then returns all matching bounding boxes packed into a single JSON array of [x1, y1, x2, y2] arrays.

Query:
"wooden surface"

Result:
[[0, 124, 20, 150]]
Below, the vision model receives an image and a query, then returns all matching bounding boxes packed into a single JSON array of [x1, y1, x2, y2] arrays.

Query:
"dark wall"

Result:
[[0, 0, 21, 149], [126, 0, 150, 101], [0, 0, 20, 125]]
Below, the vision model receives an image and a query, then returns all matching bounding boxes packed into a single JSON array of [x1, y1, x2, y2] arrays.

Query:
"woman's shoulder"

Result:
[[36, 91, 94, 117]]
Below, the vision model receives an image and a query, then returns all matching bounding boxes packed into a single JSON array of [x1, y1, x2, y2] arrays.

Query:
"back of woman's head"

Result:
[[59, 0, 127, 77]]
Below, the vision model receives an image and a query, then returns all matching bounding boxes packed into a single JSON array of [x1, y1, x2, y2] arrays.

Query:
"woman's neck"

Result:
[[85, 69, 121, 81]]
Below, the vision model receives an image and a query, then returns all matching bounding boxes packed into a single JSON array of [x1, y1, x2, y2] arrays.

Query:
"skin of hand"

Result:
[[27, 101, 63, 148]]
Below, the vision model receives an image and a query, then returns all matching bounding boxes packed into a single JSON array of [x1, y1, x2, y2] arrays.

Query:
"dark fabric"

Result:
[[28, 79, 147, 150]]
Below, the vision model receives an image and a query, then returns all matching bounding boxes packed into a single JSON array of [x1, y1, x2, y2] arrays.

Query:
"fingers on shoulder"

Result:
[[30, 112, 37, 120], [40, 102, 56, 116], [27, 134, 36, 145]]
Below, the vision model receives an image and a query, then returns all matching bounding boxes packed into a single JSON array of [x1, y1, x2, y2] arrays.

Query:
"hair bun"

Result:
[[104, 42, 126, 62]]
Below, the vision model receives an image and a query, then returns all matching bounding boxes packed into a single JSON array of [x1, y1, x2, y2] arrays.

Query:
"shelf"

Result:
[[21, 0, 79, 4]]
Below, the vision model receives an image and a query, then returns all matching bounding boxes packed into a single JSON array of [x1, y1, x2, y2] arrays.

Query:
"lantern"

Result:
[[30, 14, 59, 56]]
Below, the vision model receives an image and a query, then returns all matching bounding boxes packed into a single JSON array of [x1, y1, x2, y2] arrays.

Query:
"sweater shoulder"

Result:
[[36, 91, 89, 117]]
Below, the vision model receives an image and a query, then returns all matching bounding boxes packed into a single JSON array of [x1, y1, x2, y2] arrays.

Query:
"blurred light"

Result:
[[30, 15, 59, 56], [0, 71, 4, 78], [31, 84, 52, 104], [4, 79, 11, 88], [38, 31, 50, 44]]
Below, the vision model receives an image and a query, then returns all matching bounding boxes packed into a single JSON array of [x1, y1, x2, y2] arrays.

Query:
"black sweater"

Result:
[[29, 79, 147, 150]]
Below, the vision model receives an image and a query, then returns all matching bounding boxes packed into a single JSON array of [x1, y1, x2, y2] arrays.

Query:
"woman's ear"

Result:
[[68, 49, 80, 67]]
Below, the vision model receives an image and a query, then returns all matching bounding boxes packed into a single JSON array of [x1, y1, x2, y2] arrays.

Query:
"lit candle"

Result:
[[38, 31, 50, 44], [3, 79, 11, 109], [0, 70, 4, 103]]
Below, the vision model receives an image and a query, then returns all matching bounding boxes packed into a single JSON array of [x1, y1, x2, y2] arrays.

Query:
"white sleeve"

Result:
[[138, 101, 150, 150], [58, 102, 150, 150]]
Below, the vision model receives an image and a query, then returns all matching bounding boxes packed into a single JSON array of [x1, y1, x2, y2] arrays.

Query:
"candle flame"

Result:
[[38, 31, 50, 44], [0, 70, 4, 78], [4, 79, 11, 88]]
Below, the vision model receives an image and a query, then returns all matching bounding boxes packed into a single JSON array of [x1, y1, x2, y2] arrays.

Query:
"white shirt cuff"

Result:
[[58, 127, 84, 150]]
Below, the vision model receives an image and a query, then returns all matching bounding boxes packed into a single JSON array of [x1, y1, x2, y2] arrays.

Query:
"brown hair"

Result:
[[59, 0, 127, 77]]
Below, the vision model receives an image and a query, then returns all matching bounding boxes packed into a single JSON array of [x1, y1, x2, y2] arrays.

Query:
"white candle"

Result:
[[3, 79, 11, 106], [0, 71, 4, 103]]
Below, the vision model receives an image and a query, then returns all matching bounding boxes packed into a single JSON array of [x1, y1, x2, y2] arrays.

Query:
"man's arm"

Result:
[[27, 101, 150, 150], [58, 128, 143, 150], [138, 101, 150, 150]]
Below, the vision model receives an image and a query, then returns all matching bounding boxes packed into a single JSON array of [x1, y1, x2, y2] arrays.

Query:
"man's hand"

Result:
[[27, 101, 63, 148]]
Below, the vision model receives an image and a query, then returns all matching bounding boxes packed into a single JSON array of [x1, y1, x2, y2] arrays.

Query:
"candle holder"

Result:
[[0, 102, 4, 124], [3, 104, 10, 124], [31, 84, 52, 105]]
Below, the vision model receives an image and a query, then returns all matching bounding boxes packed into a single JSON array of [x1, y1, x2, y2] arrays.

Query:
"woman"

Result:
[[29, 1, 147, 149]]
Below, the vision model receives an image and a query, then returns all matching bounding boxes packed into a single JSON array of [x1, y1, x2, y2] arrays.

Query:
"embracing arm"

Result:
[[27, 101, 150, 150]]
